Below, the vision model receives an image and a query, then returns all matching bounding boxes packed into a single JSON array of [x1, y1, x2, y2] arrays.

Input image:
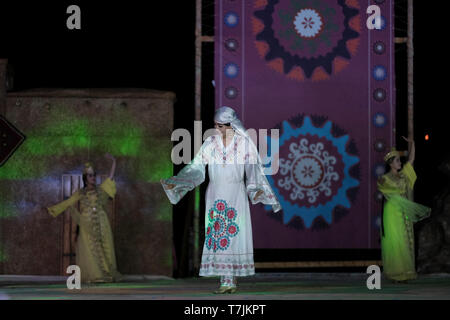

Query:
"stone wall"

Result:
[[0, 88, 175, 276]]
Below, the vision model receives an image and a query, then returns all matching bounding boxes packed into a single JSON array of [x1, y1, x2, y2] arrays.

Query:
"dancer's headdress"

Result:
[[83, 162, 95, 175], [384, 148, 400, 162]]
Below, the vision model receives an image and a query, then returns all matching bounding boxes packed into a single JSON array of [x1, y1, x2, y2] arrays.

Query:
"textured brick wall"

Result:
[[0, 88, 175, 276]]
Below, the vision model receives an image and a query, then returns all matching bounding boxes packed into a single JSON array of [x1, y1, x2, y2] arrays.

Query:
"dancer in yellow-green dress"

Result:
[[377, 137, 430, 282], [47, 153, 122, 283]]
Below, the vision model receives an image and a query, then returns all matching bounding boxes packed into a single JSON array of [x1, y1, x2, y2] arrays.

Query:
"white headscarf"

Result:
[[214, 106, 257, 162], [214, 106, 246, 134], [214, 106, 281, 212]]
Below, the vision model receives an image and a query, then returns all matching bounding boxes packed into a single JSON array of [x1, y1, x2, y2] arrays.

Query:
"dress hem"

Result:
[[199, 270, 256, 277]]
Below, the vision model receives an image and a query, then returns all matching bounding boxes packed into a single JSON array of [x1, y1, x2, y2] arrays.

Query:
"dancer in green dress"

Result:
[[377, 137, 430, 282], [48, 153, 122, 283]]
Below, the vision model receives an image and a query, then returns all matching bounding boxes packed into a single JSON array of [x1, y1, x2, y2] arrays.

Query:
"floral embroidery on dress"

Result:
[[206, 199, 239, 252], [210, 134, 243, 165]]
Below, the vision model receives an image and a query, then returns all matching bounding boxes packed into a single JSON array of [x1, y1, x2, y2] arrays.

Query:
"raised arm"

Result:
[[105, 153, 116, 179], [402, 136, 415, 165]]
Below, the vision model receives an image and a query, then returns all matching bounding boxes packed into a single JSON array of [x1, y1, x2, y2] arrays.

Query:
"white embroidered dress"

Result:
[[162, 133, 280, 277]]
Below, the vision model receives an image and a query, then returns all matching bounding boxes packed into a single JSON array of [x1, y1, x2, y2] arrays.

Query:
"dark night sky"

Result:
[[0, 2, 196, 100], [0, 1, 447, 206]]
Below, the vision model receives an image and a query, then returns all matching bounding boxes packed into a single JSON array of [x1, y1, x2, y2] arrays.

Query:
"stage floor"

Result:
[[1, 273, 450, 300]]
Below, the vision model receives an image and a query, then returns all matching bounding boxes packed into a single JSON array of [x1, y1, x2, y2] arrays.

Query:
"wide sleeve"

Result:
[[100, 177, 116, 198], [388, 194, 431, 222], [401, 161, 417, 189], [244, 138, 282, 213], [161, 137, 210, 205], [47, 191, 81, 218], [377, 175, 399, 200]]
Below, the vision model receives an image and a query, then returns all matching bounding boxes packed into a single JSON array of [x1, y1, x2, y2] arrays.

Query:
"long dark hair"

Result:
[[384, 156, 395, 174]]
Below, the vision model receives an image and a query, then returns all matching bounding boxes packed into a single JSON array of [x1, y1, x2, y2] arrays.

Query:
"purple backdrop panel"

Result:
[[215, 0, 395, 249]]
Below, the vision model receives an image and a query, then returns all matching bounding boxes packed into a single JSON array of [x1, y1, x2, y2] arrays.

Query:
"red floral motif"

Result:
[[207, 199, 239, 252], [220, 238, 228, 248], [216, 202, 226, 212], [226, 209, 235, 219]]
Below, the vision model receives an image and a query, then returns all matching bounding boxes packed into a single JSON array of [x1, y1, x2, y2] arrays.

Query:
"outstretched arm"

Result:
[[253, 190, 264, 201], [105, 153, 116, 179], [47, 191, 80, 218], [160, 137, 210, 205], [161, 179, 175, 189], [402, 136, 415, 165]]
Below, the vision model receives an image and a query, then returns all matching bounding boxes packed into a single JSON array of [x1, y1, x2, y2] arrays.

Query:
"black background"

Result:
[[0, 1, 447, 276]]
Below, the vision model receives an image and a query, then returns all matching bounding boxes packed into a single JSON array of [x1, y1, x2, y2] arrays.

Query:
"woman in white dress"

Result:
[[161, 106, 281, 293]]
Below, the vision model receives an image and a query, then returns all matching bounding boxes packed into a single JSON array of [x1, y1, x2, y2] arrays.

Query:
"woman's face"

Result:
[[389, 156, 401, 171], [86, 173, 96, 185], [214, 122, 233, 137]]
